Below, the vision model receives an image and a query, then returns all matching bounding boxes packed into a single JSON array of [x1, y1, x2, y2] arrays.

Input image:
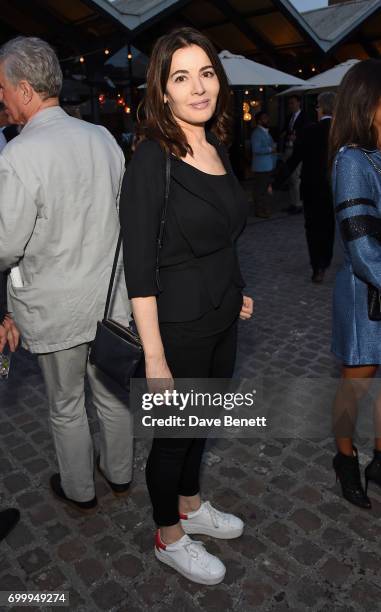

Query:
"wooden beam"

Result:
[[271, 0, 326, 55], [197, 6, 278, 30], [208, 0, 280, 68]]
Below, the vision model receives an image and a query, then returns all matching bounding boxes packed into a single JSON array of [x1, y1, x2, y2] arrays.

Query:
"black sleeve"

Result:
[[0, 272, 7, 322], [119, 139, 166, 298], [272, 137, 303, 189]]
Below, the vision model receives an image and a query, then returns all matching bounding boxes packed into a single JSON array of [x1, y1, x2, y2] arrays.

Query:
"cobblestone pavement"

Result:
[[1, 190, 381, 612]]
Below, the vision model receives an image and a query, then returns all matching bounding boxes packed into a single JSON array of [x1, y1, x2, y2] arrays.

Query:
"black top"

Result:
[[119, 133, 248, 324], [3, 125, 19, 143]]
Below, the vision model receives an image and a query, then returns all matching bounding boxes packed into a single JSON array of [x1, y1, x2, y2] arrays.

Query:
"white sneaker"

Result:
[[154, 530, 226, 585], [180, 501, 244, 539]]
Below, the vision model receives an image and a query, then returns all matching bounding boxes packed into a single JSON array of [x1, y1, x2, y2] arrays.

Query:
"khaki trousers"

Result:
[[38, 343, 133, 501]]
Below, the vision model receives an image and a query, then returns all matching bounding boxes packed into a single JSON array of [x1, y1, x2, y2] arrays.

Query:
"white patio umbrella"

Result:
[[279, 59, 360, 95], [218, 50, 307, 87]]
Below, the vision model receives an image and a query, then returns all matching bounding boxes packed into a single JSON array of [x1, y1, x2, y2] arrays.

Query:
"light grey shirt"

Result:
[[0, 106, 131, 353]]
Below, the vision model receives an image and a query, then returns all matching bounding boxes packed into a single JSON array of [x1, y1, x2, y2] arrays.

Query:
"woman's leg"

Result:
[[178, 321, 238, 514], [334, 365, 378, 454], [146, 437, 194, 542], [333, 364, 378, 509], [146, 327, 214, 543]]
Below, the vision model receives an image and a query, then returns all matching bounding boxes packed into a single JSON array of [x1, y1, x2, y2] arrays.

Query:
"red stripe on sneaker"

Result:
[[179, 512, 188, 520], [155, 530, 166, 550]]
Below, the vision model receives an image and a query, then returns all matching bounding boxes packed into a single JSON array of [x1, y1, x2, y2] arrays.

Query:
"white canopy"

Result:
[[279, 59, 360, 95], [218, 50, 307, 87]]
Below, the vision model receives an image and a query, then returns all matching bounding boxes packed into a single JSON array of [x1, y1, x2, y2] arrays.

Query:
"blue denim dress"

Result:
[[332, 146, 381, 365]]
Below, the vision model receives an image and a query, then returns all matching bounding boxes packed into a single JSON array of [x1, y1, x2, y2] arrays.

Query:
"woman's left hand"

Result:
[[239, 295, 254, 320]]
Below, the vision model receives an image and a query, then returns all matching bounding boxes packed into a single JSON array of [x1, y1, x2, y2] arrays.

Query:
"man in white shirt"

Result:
[[0, 36, 133, 513]]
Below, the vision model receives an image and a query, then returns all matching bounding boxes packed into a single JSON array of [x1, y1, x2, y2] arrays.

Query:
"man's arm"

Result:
[[0, 156, 38, 271], [0, 271, 19, 352]]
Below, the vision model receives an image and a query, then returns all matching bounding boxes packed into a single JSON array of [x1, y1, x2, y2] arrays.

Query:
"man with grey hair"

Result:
[[0, 36, 133, 513], [273, 91, 336, 283]]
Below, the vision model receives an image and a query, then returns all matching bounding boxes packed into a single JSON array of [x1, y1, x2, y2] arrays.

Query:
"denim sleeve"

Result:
[[333, 148, 381, 289]]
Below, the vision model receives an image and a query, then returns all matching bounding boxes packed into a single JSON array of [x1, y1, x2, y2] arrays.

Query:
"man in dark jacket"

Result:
[[275, 91, 336, 282], [0, 271, 20, 541], [282, 95, 308, 214]]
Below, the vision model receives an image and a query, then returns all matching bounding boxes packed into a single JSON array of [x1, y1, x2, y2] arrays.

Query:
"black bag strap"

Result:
[[104, 154, 171, 320], [155, 153, 171, 292]]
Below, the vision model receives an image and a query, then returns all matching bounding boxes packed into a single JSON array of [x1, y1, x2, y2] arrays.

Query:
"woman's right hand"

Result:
[[145, 354, 174, 394]]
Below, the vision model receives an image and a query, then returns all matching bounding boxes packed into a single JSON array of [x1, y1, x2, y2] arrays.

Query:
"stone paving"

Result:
[[1, 189, 381, 612]]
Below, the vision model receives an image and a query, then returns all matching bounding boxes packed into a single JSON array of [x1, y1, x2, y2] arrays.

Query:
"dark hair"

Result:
[[255, 111, 268, 122], [137, 27, 232, 157], [329, 59, 381, 166]]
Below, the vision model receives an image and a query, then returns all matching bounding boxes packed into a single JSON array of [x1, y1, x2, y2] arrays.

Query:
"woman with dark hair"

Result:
[[330, 59, 381, 509], [119, 27, 253, 583]]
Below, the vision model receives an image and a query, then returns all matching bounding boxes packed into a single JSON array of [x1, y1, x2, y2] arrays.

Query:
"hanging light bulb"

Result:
[[98, 93, 105, 104], [243, 112, 252, 122], [243, 102, 250, 113], [259, 87, 264, 92], [104, 49, 110, 56], [311, 66, 316, 72], [117, 97, 125, 106], [298, 68, 303, 74], [127, 52, 132, 60], [79, 56, 85, 63], [244, 90, 249, 95], [124, 105, 131, 114]]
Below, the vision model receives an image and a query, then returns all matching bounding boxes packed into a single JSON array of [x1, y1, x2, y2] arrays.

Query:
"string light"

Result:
[[127, 52, 132, 60], [117, 97, 125, 106], [104, 49, 110, 56], [98, 93, 105, 104], [259, 87, 263, 92], [244, 89, 249, 95], [79, 56, 85, 63], [243, 112, 252, 122], [311, 66, 316, 72], [298, 68, 303, 73], [243, 102, 250, 113], [124, 105, 131, 114]]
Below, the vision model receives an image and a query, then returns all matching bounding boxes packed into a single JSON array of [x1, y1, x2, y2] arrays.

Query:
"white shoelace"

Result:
[[204, 502, 230, 528], [184, 540, 212, 570]]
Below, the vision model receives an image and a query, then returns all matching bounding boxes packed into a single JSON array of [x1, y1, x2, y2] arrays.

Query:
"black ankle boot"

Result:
[[333, 446, 371, 509], [365, 449, 381, 494]]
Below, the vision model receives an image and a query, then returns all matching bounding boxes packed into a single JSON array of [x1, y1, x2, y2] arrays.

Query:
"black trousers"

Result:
[[145, 319, 238, 526], [303, 197, 335, 274]]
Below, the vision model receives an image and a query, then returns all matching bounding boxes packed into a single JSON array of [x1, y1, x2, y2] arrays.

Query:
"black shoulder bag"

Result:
[[89, 154, 171, 388]]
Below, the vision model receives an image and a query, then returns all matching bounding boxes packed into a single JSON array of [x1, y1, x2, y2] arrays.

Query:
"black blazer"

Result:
[[285, 110, 307, 140], [119, 133, 248, 323], [285, 118, 332, 203]]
